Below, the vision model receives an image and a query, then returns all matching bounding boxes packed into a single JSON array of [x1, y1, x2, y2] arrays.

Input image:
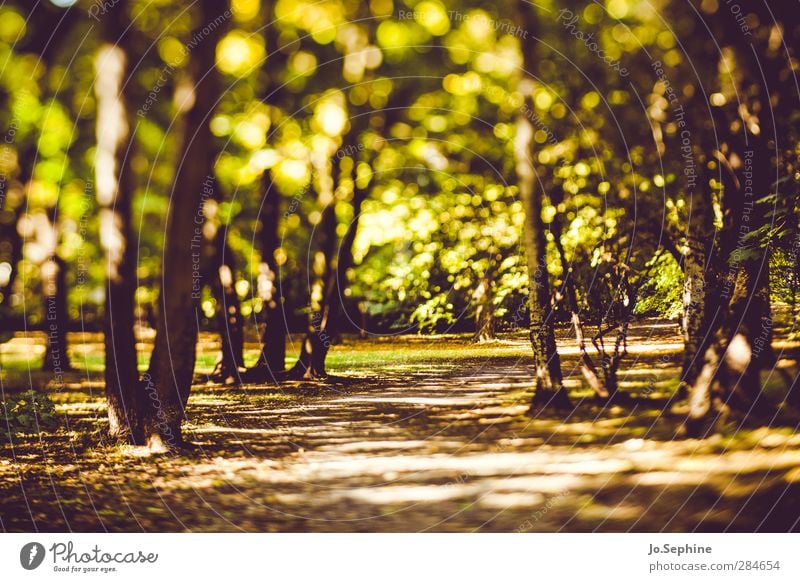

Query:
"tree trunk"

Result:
[[241, 0, 289, 384], [680, 171, 721, 394], [551, 216, 607, 399], [684, 2, 781, 432], [290, 142, 369, 380], [515, 0, 570, 411], [198, 184, 245, 386], [723, 256, 773, 400], [686, 255, 772, 433], [288, 176, 336, 380], [244, 176, 287, 383], [316, 178, 370, 364], [596, 318, 629, 399], [41, 254, 71, 373], [473, 273, 496, 343], [94, 6, 143, 443], [0, 191, 24, 343], [209, 226, 245, 385], [143, 0, 227, 451]]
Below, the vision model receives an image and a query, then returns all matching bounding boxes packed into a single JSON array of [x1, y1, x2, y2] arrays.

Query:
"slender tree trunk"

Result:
[[587, 265, 636, 400], [723, 256, 773, 398], [552, 216, 607, 399], [288, 169, 336, 380], [243, 2, 289, 383], [673, 59, 724, 400], [94, 7, 143, 443], [316, 179, 369, 367], [290, 144, 369, 379], [41, 254, 71, 373], [244, 176, 287, 382], [704, 137, 775, 410], [515, 0, 570, 411], [687, 255, 772, 433], [680, 172, 721, 394], [0, 194, 24, 341], [473, 273, 496, 343], [143, 0, 227, 451], [209, 226, 245, 384]]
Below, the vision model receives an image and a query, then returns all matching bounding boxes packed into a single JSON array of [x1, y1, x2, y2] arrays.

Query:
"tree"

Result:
[[514, 0, 571, 411], [473, 266, 497, 342], [143, 0, 229, 451], [40, 252, 71, 373], [550, 185, 606, 399], [204, 188, 246, 385], [288, 113, 371, 379], [285, 5, 390, 379], [0, 197, 23, 343], [251, 178, 287, 380], [94, 0, 143, 443], [683, 2, 797, 432], [242, 3, 289, 383]]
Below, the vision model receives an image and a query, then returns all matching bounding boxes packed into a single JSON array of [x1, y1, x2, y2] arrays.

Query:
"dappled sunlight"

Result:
[[0, 0, 797, 543], [2, 325, 800, 532], [557, 341, 683, 357], [335, 395, 490, 406], [342, 484, 487, 505]]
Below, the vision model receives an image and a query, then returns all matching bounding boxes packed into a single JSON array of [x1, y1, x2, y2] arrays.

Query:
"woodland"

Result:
[[0, 0, 798, 532]]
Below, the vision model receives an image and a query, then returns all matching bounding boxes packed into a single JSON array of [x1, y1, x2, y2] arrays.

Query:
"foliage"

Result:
[[634, 253, 684, 320], [0, 0, 795, 339], [0, 389, 59, 442]]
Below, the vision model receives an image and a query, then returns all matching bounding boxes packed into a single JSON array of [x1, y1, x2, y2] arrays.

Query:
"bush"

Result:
[[0, 390, 59, 442], [634, 253, 684, 320]]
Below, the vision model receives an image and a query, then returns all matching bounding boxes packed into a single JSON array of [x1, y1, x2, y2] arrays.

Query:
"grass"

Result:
[[0, 331, 531, 382]]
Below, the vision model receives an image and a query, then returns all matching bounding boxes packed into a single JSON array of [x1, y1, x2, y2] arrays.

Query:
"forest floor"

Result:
[[1, 320, 800, 532]]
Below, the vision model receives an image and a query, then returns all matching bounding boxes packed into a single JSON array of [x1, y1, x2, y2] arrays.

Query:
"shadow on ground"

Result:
[[1, 322, 799, 532]]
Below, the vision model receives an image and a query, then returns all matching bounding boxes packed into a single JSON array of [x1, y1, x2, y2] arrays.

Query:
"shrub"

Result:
[[0, 390, 59, 442]]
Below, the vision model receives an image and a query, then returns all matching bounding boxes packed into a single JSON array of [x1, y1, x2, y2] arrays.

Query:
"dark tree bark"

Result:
[[208, 224, 245, 385], [287, 166, 337, 380], [289, 145, 369, 380], [0, 183, 25, 343], [687, 145, 775, 431], [551, 210, 607, 399], [241, 2, 289, 384], [94, 0, 143, 443], [143, 0, 228, 451], [590, 265, 637, 398], [242, 176, 287, 383], [683, 2, 787, 433], [197, 174, 245, 386], [515, 0, 570, 411]]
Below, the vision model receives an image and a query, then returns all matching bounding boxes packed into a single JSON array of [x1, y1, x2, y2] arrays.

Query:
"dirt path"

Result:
[[2, 326, 800, 532]]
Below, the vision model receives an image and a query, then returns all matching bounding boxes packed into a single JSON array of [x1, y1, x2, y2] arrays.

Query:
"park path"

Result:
[[169, 355, 800, 532], [2, 326, 800, 532]]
